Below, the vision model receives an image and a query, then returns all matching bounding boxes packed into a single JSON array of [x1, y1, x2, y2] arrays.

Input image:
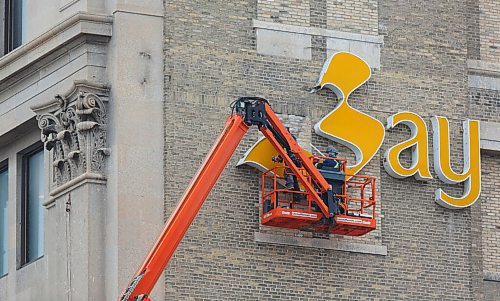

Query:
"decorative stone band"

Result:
[[31, 80, 110, 193], [253, 19, 383, 68], [254, 232, 387, 256], [468, 60, 500, 153], [468, 60, 500, 91]]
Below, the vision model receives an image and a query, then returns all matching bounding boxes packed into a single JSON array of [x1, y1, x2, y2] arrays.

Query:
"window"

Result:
[[20, 145, 44, 266], [4, 0, 26, 54], [0, 161, 8, 276]]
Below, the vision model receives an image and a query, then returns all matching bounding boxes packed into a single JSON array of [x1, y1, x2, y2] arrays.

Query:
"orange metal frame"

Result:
[[118, 115, 249, 301], [119, 100, 376, 301], [342, 174, 376, 217], [260, 156, 376, 236], [260, 103, 331, 217]]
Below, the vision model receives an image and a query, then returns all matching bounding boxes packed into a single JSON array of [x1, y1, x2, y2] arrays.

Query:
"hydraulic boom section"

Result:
[[233, 97, 336, 218], [118, 113, 249, 301], [118, 97, 356, 301]]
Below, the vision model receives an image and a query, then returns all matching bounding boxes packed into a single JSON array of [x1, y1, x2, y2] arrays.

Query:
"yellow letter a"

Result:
[[384, 112, 432, 180]]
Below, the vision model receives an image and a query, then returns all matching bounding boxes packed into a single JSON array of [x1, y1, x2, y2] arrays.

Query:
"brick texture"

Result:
[[327, 0, 378, 35], [480, 153, 500, 274], [163, 0, 500, 299], [479, 0, 500, 63], [257, 0, 311, 26], [470, 86, 500, 300]]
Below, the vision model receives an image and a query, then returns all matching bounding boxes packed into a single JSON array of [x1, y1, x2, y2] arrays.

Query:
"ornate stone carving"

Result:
[[32, 81, 110, 187]]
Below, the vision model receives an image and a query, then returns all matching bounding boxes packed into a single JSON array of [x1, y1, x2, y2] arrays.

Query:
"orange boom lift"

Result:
[[119, 97, 376, 301]]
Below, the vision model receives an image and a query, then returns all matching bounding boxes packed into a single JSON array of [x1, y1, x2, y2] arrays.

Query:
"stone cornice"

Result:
[[31, 80, 110, 116], [0, 13, 112, 83]]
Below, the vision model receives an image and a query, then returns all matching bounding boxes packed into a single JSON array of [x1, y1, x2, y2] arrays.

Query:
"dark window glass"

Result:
[[0, 162, 8, 276], [4, 0, 24, 53], [21, 146, 44, 266]]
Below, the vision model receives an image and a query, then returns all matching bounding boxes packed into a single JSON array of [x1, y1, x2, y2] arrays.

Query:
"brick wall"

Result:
[[469, 1, 500, 286], [470, 86, 500, 299], [479, 0, 500, 63], [327, 0, 378, 35], [480, 153, 500, 274], [163, 0, 498, 299], [257, 0, 311, 26]]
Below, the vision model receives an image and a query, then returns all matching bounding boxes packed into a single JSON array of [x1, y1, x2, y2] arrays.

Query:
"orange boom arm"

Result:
[[118, 97, 336, 301]]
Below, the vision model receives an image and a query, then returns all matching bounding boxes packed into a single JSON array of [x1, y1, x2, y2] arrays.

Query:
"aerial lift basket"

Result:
[[261, 156, 376, 236]]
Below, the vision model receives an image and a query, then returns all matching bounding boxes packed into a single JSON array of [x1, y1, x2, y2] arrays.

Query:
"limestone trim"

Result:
[[484, 271, 500, 282], [468, 60, 500, 91], [480, 121, 500, 152], [0, 12, 112, 83], [44, 172, 107, 207], [255, 232, 387, 256], [253, 19, 383, 67], [468, 60, 500, 77], [253, 19, 384, 44], [31, 80, 110, 195]]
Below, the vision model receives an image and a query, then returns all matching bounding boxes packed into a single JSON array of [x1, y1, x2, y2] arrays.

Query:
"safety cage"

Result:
[[261, 155, 376, 236]]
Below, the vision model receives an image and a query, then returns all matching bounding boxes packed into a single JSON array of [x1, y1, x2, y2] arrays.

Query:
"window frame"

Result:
[[3, 0, 24, 55], [0, 159, 8, 278], [18, 142, 44, 268]]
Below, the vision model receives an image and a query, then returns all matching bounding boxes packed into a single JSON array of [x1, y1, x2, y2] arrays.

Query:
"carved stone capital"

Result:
[[31, 80, 110, 188]]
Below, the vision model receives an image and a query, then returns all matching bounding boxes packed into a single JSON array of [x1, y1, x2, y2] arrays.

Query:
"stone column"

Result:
[[31, 80, 110, 300]]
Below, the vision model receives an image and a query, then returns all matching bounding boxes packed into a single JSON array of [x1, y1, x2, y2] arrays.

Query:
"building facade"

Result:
[[0, 1, 165, 300], [162, 0, 500, 300], [0, 0, 499, 300]]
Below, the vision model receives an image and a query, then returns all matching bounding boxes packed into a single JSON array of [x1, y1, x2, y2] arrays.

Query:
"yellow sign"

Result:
[[431, 117, 481, 208], [238, 52, 482, 209], [313, 52, 385, 176], [384, 112, 432, 180]]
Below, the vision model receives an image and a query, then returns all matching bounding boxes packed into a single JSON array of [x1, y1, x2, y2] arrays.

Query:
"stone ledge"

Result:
[[255, 232, 387, 256], [0, 12, 112, 83], [484, 271, 500, 282], [481, 139, 500, 152], [480, 121, 500, 153], [44, 172, 107, 208], [468, 60, 500, 91], [253, 19, 383, 44], [469, 75, 500, 91], [468, 60, 500, 77]]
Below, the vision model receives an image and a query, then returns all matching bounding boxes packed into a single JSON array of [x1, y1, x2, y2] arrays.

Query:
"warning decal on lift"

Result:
[[291, 212, 318, 218], [263, 212, 272, 219], [336, 217, 371, 225]]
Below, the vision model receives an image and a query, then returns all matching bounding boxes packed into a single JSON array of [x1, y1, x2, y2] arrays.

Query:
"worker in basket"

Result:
[[315, 145, 341, 172], [315, 146, 345, 214], [271, 154, 296, 190], [272, 128, 301, 191]]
